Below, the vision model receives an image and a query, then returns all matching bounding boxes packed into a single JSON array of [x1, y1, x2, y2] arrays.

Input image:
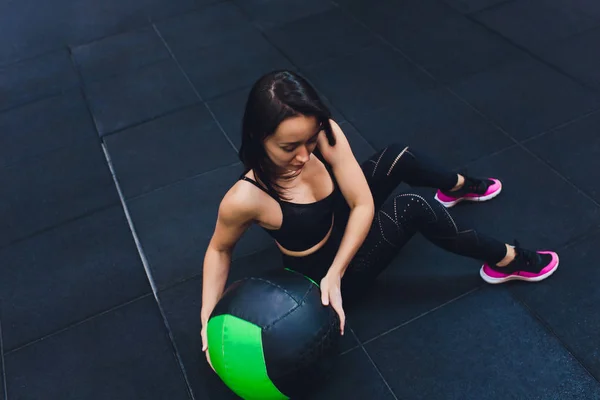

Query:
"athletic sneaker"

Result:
[[480, 241, 559, 284], [435, 177, 502, 208]]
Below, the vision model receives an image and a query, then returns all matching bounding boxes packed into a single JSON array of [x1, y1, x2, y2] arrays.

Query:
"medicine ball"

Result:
[[207, 268, 340, 399]]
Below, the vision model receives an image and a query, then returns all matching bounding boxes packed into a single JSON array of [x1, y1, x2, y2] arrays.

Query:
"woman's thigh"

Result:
[[359, 143, 410, 209], [341, 194, 421, 299]]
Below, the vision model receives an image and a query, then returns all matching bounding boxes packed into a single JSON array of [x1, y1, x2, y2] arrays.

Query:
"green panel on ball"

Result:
[[284, 268, 319, 287], [207, 314, 289, 400]]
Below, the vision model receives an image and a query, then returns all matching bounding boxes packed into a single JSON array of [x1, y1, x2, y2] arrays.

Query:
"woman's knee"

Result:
[[361, 144, 408, 179], [385, 142, 409, 155], [378, 143, 414, 178]]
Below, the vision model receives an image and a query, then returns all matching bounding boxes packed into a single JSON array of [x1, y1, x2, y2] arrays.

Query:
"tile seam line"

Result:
[[228, 0, 322, 72], [126, 160, 242, 202], [0, 82, 80, 116], [465, 9, 600, 93], [0, 47, 69, 70], [302, 14, 600, 205], [100, 143, 196, 400], [556, 229, 600, 251], [359, 342, 402, 400], [98, 100, 205, 139], [360, 286, 482, 346], [460, 0, 517, 15], [334, 0, 599, 128], [78, 56, 173, 92], [349, 235, 595, 350], [67, 46, 195, 399], [0, 88, 226, 171], [2, 50, 200, 118], [219, 0, 309, 152], [0, 134, 101, 170], [0, 313, 7, 400], [229, 0, 379, 156], [445, 115, 600, 209], [510, 292, 600, 385], [151, 23, 239, 153], [348, 326, 402, 400], [519, 107, 600, 145], [355, 286, 482, 400], [154, 244, 279, 293], [453, 93, 600, 208], [0, 0, 219, 71], [3, 293, 153, 356], [0, 202, 119, 252], [0, 23, 156, 70], [321, 2, 528, 152], [332, 0, 600, 202], [1, 157, 237, 253]]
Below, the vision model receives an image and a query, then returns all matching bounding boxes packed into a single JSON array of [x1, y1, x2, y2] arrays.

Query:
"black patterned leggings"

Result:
[[283, 143, 507, 299]]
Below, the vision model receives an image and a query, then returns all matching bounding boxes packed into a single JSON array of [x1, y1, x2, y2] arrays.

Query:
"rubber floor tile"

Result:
[[0, 141, 119, 247], [302, 42, 437, 118], [0, 49, 78, 112], [264, 8, 377, 69], [525, 109, 600, 204], [71, 26, 171, 84], [348, 87, 513, 169], [450, 55, 600, 141], [104, 104, 238, 198], [448, 145, 600, 251], [0, 90, 96, 168], [85, 59, 198, 136], [4, 296, 191, 400], [126, 163, 273, 288], [474, 0, 600, 51], [365, 287, 600, 399], [511, 231, 600, 382], [0, 206, 151, 351], [233, 0, 336, 30]]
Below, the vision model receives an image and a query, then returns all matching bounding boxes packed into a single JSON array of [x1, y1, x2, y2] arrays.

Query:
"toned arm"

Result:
[[318, 120, 375, 277], [200, 188, 257, 324]]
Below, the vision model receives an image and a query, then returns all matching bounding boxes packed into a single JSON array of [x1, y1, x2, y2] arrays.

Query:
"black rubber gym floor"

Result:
[[2, 0, 600, 399]]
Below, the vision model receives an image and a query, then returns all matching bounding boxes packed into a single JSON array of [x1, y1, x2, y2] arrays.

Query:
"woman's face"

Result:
[[263, 115, 323, 174]]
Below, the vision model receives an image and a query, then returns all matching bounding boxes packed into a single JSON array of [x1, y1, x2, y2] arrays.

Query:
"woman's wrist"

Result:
[[327, 263, 346, 278], [200, 309, 213, 325]]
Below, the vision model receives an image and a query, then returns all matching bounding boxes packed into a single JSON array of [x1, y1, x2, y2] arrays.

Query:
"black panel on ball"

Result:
[[261, 275, 340, 398], [210, 269, 317, 329]]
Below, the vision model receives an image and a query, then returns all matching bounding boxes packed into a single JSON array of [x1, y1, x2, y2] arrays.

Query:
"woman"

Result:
[[200, 70, 559, 364]]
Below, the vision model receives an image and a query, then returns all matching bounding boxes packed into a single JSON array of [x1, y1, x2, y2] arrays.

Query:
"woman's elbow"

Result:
[[351, 194, 375, 218]]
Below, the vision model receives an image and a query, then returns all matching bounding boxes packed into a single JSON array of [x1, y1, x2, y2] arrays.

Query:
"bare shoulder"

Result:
[[219, 180, 261, 225], [209, 180, 262, 253]]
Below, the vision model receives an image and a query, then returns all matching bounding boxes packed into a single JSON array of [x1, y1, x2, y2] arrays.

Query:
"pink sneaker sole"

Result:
[[435, 179, 502, 208], [480, 251, 559, 284]]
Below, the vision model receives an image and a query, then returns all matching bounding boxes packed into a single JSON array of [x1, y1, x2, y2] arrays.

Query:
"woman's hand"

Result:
[[320, 272, 346, 335], [201, 322, 215, 372]]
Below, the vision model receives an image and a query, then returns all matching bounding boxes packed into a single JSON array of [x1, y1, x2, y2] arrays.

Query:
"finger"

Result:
[[201, 330, 208, 352], [335, 304, 346, 335], [206, 351, 215, 372], [329, 298, 345, 333], [321, 288, 329, 306]]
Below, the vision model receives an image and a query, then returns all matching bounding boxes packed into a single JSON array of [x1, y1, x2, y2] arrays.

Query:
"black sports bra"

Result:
[[239, 155, 339, 252]]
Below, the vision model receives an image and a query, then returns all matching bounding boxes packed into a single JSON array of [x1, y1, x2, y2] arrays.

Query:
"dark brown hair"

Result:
[[238, 70, 336, 199]]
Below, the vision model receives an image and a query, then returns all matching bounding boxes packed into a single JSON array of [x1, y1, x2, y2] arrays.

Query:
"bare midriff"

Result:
[[275, 214, 335, 257]]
